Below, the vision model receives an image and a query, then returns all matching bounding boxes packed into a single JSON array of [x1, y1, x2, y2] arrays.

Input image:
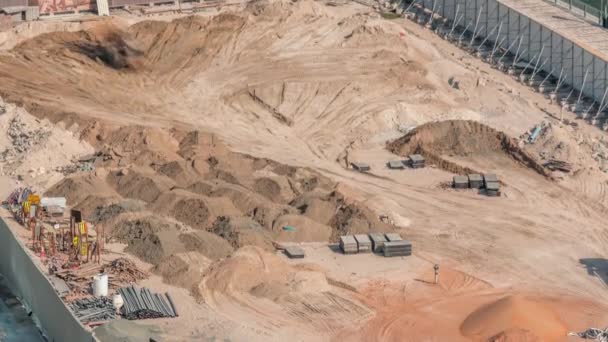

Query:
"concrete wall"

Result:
[[417, 0, 608, 107], [0, 216, 93, 342]]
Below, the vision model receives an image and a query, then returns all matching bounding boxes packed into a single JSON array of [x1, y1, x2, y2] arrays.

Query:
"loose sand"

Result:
[[1, 0, 608, 340]]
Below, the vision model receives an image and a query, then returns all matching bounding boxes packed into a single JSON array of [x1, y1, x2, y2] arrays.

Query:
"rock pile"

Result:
[[0, 117, 51, 164]]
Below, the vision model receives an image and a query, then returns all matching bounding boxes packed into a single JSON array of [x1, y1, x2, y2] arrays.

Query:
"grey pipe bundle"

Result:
[[118, 285, 178, 320]]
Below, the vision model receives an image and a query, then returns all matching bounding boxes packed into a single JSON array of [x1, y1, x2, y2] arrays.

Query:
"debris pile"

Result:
[[520, 121, 549, 144], [0, 116, 51, 164], [55, 264, 104, 297], [117, 286, 178, 320], [569, 327, 608, 341], [56, 259, 148, 296], [591, 140, 608, 172], [543, 159, 573, 173], [69, 296, 116, 324], [103, 258, 148, 285]]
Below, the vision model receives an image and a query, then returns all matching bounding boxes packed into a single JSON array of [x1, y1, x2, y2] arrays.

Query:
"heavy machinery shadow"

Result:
[[580, 258, 608, 286]]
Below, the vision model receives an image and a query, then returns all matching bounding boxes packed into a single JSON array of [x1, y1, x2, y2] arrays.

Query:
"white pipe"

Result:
[[576, 67, 590, 105], [596, 88, 608, 116], [498, 35, 522, 64], [476, 22, 500, 52], [512, 36, 524, 66], [469, 5, 484, 47], [428, 0, 437, 25]]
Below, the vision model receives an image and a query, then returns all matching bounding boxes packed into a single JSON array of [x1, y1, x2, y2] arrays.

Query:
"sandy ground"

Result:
[[0, 0, 608, 340]]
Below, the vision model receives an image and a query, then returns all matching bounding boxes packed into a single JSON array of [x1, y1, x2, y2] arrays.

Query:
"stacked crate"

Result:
[[284, 246, 305, 259], [409, 154, 426, 168], [468, 174, 483, 188], [368, 233, 387, 253], [452, 175, 469, 189], [340, 235, 358, 254], [354, 234, 372, 253], [387, 160, 405, 169], [351, 162, 370, 172], [385, 233, 403, 242], [383, 240, 413, 257], [483, 173, 500, 196]]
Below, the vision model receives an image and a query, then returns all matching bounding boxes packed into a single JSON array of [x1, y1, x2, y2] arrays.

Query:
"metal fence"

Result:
[[550, 0, 602, 24]]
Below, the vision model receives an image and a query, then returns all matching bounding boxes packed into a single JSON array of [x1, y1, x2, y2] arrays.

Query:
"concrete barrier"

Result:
[[0, 214, 93, 342]]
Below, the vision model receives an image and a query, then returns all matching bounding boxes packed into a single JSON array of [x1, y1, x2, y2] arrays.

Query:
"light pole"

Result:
[[434, 264, 440, 285]]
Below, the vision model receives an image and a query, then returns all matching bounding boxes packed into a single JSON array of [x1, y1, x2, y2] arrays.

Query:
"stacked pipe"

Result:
[[69, 297, 116, 324], [118, 285, 178, 320]]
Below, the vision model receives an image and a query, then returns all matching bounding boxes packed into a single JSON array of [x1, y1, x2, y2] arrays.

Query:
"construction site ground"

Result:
[[2, 0, 608, 340]]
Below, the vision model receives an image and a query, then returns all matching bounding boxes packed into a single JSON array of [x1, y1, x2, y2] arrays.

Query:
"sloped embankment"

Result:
[[387, 120, 553, 178]]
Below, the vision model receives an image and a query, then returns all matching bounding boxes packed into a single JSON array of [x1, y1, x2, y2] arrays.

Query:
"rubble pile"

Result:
[[102, 258, 148, 285], [590, 140, 608, 172], [520, 121, 550, 144], [0, 117, 51, 164]]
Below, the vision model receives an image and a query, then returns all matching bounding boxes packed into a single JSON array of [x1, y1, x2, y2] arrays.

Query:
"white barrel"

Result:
[[93, 274, 108, 297], [112, 294, 124, 313]]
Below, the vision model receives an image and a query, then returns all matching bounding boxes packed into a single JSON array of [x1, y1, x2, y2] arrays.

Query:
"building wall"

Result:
[[37, 0, 96, 14], [0, 215, 93, 342], [0, 0, 27, 7]]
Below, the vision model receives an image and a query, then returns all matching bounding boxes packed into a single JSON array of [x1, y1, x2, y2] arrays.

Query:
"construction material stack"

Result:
[[452, 175, 468, 189], [351, 162, 370, 172], [385, 233, 403, 242], [117, 286, 177, 320], [339, 235, 358, 254], [409, 154, 426, 168], [284, 246, 305, 259], [468, 174, 483, 188], [387, 160, 405, 169], [483, 174, 500, 196], [383, 233, 412, 257], [354, 234, 372, 253], [369, 233, 387, 253]]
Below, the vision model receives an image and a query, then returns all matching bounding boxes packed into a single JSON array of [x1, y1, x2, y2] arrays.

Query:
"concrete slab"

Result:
[[483, 174, 498, 183], [453, 175, 469, 189], [351, 162, 370, 172], [284, 246, 305, 259], [387, 160, 405, 169], [385, 233, 403, 242]]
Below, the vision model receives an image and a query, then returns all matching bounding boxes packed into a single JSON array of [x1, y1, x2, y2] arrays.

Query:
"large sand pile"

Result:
[[199, 246, 373, 334], [460, 295, 567, 341], [387, 120, 552, 177], [0, 98, 93, 190], [43, 125, 393, 290]]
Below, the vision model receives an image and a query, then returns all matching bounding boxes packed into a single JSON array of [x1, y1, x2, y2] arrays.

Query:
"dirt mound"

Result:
[[45, 173, 117, 205], [460, 295, 567, 341], [254, 177, 283, 202], [112, 216, 186, 265], [490, 328, 541, 342], [152, 253, 212, 291], [107, 167, 175, 203], [172, 197, 211, 229], [199, 246, 373, 332], [209, 216, 274, 250], [179, 231, 234, 260], [387, 120, 552, 178]]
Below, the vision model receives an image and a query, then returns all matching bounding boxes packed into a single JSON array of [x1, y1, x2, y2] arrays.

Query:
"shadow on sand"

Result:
[[580, 258, 608, 286]]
